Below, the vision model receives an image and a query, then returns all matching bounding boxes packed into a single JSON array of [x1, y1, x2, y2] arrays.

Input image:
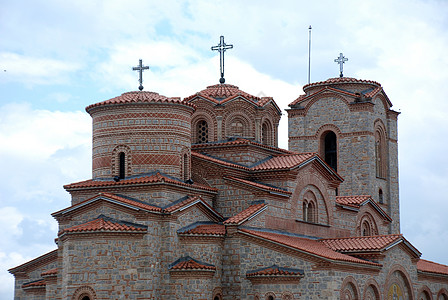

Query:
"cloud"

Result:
[[0, 52, 81, 86]]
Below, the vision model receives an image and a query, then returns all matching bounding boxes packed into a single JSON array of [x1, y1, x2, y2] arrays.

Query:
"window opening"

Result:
[[379, 189, 383, 204], [197, 120, 208, 143], [324, 131, 337, 171], [362, 221, 371, 236], [119, 152, 125, 179]]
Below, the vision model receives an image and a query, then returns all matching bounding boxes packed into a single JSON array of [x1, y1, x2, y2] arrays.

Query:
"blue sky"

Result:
[[1, 0, 448, 298]]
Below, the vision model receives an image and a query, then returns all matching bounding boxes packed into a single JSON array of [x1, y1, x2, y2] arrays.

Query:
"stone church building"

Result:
[[9, 73, 448, 299]]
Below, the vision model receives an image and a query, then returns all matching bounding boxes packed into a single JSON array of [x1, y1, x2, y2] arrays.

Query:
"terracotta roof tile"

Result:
[[169, 256, 216, 271], [53, 192, 162, 217], [41, 268, 57, 277], [86, 91, 195, 112], [179, 223, 226, 236], [58, 215, 147, 236], [224, 176, 291, 195], [240, 228, 380, 266], [184, 84, 259, 102], [191, 152, 250, 170], [246, 265, 304, 277], [224, 203, 267, 225], [417, 259, 448, 276], [192, 137, 294, 154], [335, 195, 392, 221], [22, 279, 46, 289], [335, 195, 371, 207], [321, 234, 402, 252], [303, 77, 381, 91], [64, 172, 217, 193], [163, 195, 223, 219], [252, 153, 316, 170]]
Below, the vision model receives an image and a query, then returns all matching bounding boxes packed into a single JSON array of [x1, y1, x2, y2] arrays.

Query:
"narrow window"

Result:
[[231, 119, 244, 136], [303, 201, 308, 222], [307, 201, 315, 223], [119, 152, 125, 179], [324, 131, 337, 171], [197, 120, 208, 144], [183, 153, 188, 181], [362, 221, 371, 236], [379, 189, 383, 204]]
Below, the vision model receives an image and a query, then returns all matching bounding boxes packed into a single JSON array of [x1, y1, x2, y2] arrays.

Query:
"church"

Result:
[[8, 41, 448, 299]]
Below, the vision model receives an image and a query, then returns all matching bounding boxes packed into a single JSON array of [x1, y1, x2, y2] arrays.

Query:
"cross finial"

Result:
[[334, 53, 348, 77], [211, 35, 233, 84], [132, 59, 150, 91]]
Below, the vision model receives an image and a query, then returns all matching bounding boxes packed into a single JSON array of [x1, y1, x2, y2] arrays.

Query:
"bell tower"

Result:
[[287, 77, 400, 234]]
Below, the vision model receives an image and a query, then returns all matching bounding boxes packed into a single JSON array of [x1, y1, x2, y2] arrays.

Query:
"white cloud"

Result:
[[0, 52, 81, 86]]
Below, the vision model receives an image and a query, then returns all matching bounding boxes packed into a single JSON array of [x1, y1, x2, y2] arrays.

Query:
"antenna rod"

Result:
[[308, 25, 312, 84]]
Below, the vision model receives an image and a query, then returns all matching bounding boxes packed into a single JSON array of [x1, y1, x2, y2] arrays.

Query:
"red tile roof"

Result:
[[22, 279, 46, 289], [303, 77, 381, 90], [179, 224, 226, 236], [335, 195, 392, 221], [239, 229, 380, 266], [224, 203, 267, 225], [192, 151, 250, 170], [163, 195, 223, 219], [246, 265, 304, 277], [417, 259, 448, 276], [86, 91, 195, 112], [170, 256, 216, 271], [192, 137, 294, 154], [321, 234, 402, 252], [58, 215, 147, 236], [224, 176, 291, 196], [252, 153, 316, 171], [335, 195, 371, 207], [64, 172, 217, 193], [8, 249, 58, 275], [41, 268, 57, 277], [52, 192, 163, 217], [183, 84, 282, 114]]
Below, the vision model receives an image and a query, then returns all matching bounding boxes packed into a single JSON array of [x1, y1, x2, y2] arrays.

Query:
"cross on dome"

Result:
[[334, 53, 348, 78], [132, 59, 150, 91], [211, 35, 233, 84]]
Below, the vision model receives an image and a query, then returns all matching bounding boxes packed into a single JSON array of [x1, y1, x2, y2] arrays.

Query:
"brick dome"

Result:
[[86, 91, 195, 112], [302, 77, 382, 95], [87, 91, 195, 180]]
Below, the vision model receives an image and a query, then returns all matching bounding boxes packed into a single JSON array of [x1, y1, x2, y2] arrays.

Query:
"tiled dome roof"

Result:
[[86, 91, 195, 112], [303, 77, 381, 91]]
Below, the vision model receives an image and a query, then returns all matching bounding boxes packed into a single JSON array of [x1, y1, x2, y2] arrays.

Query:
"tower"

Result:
[[86, 91, 195, 181], [287, 77, 400, 233]]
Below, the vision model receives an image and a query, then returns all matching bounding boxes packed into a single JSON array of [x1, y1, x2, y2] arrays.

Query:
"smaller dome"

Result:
[[184, 83, 261, 103], [86, 91, 195, 113], [303, 77, 381, 93]]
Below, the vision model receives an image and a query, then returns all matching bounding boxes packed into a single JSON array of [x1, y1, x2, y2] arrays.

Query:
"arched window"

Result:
[[303, 201, 308, 222], [231, 118, 244, 136], [324, 131, 337, 171], [303, 191, 317, 223], [379, 189, 383, 204], [375, 122, 387, 178], [119, 152, 125, 179], [362, 220, 371, 236], [82, 297, 90, 300], [262, 121, 272, 146], [307, 201, 315, 223], [196, 120, 209, 144]]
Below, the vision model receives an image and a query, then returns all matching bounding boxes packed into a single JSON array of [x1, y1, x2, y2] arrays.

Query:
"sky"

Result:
[[0, 0, 447, 298]]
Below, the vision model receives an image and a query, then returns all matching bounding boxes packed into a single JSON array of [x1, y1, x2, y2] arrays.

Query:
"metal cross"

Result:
[[211, 35, 233, 84], [334, 53, 348, 77], [132, 59, 150, 91]]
